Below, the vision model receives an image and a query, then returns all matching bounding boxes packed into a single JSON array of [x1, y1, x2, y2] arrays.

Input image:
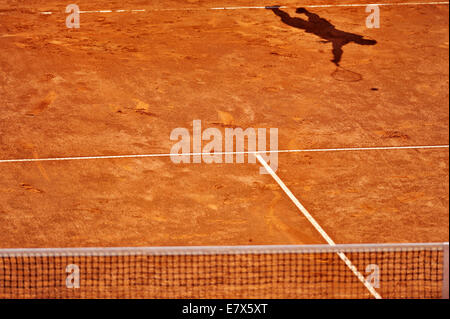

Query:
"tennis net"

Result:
[[0, 243, 448, 299]]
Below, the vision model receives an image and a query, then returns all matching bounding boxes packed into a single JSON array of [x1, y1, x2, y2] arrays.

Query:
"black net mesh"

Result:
[[0, 244, 447, 299]]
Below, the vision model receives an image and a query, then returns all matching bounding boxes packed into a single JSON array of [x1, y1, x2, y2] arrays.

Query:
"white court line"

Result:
[[255, 153, 382, 299], [39, 2, 449, 15], [306, 1, 450, 7], [0, 145, 447, 164], [210, 6, 287, 10]]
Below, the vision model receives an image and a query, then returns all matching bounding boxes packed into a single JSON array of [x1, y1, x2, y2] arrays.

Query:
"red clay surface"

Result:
[[0, 1, 448, 248]]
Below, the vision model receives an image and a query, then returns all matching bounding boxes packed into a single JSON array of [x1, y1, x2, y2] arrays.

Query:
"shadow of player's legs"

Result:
[[331, 40, 347, 66]]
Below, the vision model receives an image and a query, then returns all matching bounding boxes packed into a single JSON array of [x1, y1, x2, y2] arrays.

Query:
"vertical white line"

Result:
[[443, 243, 449, 299], [255, 153, 382, 299]]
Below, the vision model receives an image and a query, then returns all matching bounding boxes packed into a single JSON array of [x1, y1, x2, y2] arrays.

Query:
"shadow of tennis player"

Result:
[[266, 6, 377, 66]]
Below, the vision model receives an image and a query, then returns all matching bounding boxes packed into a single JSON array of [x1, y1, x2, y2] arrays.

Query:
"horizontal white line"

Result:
[[0, 242, 446, 257], [307, 1, 450, 8], [0, 145, 447, 164], [77, 9, 146, 14], [211, 6, 286, 10], [38, 2, 449, 15]]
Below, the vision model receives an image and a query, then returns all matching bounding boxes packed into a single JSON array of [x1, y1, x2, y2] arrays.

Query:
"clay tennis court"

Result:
[[0, 0, 448, 299]]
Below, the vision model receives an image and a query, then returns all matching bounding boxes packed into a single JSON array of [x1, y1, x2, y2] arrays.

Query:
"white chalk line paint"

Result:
[[255, 153, 382, 299], [0, 145, 447, 164], [39, 2, 450, 15]]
